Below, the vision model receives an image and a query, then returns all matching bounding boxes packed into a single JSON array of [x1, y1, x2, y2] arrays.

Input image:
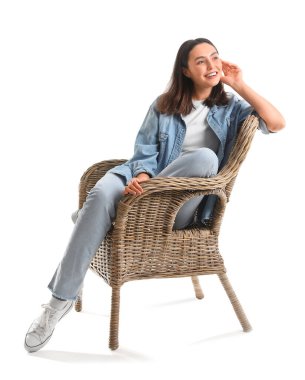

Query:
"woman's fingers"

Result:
[[130, 178, 143, 193], [220, 59, 243, 87], [221, 59, 238, 68], [221, 60, 240, 74], [124, 178, 144, 195]]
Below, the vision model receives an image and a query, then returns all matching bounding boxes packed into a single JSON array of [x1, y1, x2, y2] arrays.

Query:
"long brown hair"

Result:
[[157, 38, 229, 115]]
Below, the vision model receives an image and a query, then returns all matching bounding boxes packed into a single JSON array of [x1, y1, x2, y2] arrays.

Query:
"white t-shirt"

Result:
[[181, 99, 219, 153]]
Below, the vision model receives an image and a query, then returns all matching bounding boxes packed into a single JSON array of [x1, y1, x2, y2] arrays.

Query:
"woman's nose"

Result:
[[206, 58, 214, 69]]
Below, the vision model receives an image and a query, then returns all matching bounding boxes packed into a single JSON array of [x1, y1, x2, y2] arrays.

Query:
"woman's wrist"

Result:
[[136, 172, 150, 182], [229, 79, 248, 95]]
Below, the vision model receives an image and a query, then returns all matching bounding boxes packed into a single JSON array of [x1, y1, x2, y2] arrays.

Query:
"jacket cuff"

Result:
[[251, 110, 270, 134], [133, 166, 154, 178]]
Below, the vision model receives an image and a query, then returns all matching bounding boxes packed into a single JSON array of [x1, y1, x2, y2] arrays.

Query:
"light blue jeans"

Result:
[[48, 148, 218, 300]]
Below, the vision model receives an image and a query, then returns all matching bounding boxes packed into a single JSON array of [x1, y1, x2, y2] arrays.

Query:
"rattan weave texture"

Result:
[[76, 115, 258, 349]]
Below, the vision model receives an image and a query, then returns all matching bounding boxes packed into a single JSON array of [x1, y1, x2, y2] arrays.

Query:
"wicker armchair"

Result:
[[75, 115, 259, 350]]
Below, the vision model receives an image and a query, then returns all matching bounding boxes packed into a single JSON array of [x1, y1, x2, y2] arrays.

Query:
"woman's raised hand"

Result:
[[220, 60, 243, 88]]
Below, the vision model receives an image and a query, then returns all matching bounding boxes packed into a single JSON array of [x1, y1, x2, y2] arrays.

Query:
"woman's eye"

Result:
[[197, 60, 205, 64], [213, 56, 219, 60]]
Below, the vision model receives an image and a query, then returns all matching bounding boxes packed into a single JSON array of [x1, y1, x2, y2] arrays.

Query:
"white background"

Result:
[[1, 0, 304, 379]]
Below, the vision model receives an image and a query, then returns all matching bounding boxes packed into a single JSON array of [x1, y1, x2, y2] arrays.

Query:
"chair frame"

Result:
[[75, 115, 259, 350]]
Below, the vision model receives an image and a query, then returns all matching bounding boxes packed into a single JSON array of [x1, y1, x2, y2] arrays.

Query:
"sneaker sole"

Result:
[[24, 301, 73, 353]]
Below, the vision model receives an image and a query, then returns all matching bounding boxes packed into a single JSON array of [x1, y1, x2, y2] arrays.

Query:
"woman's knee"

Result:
[[189, 148, 219, 177], [88, 173, 125, 206]]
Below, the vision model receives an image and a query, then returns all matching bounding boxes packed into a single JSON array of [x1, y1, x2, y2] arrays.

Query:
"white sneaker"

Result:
[[24, 300, 73, 353]]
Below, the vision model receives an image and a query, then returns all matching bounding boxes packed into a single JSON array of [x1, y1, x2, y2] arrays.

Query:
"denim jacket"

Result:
[[109, 92, 269, 222]]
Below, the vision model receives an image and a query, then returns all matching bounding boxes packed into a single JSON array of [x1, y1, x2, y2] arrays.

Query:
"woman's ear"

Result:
[[182, 67, 190, 78]]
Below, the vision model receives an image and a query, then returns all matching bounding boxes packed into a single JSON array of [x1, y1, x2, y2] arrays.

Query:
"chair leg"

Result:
[[109, 286, 121, 350], [75, 288, 83, 312], [218, 273, 252, 332], [191, 276, 204, 299]]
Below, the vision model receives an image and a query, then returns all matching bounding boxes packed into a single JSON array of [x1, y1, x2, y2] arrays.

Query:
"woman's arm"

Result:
[[220, 60, 285, 132]]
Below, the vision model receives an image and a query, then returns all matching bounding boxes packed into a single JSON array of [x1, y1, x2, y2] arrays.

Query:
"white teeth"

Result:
[[207, 72, 217, 77]]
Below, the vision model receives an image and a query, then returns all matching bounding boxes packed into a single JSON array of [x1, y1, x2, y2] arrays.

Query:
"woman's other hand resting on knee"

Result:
[[123, 172, 150, 195]]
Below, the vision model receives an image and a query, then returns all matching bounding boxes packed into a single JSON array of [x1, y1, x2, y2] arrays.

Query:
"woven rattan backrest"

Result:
[[221, 115, 259, 200]]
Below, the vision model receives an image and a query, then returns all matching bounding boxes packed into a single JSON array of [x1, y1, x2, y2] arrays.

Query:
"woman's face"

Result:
[[183, 43, 222, 91]]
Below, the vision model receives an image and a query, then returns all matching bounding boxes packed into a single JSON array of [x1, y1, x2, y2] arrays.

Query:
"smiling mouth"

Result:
[[206, 71, 218, 78]]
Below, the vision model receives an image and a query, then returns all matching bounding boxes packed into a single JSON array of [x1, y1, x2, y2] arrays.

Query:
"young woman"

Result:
[[24, 38, 285, 353]]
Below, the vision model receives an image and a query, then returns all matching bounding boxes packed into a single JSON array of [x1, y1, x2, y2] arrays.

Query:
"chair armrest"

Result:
[[115, 184, 227, 235], [138, 174, 227, 195], [116, 176, 228, 233]]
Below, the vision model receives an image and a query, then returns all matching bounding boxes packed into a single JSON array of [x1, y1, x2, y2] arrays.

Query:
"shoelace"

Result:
[[29, 304, 58, 341], [40, 304, 57, 330]]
